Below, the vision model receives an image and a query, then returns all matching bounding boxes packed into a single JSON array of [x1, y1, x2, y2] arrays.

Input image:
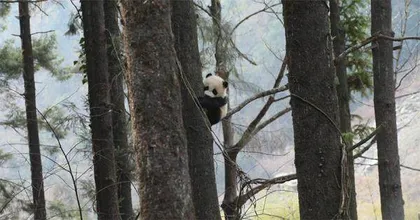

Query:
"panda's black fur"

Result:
[[197, 73, 228, 125]]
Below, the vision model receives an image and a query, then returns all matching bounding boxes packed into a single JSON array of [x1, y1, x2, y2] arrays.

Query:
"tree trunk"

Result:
[[120, 0, 195, 219], [330, 0, 357, 219], [80, 0, 120, 219], [171, 1, 221, 219], [208, 1, 238, 219], [282, 1, 342, 219], [371, 1, 405, 219], [18, 2, 47, 219], [103, 1, 134, 219]]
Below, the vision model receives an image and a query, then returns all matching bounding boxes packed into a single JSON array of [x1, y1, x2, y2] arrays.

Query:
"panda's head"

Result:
[[203, 73, 228, 98]]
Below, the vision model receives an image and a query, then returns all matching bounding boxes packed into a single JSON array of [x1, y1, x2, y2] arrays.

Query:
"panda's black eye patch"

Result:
[[212, 89, 218, 95], [204, 86, 209, 91]]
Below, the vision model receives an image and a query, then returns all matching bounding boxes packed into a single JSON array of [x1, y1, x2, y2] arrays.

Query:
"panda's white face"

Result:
[[203, 73, 228, 98]]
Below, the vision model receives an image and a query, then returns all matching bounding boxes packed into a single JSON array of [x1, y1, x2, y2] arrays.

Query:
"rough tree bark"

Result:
[[283, 1, 342, 219], [330, 0, 357, 219], [104, 0, 134, 220], [18, 2, 47, 219], [80, 0, 120, 218], [171, 0, 221, 219], [371, 1, 405, 219], [120, 0, 195, 219], [103, 1, 133, 219]]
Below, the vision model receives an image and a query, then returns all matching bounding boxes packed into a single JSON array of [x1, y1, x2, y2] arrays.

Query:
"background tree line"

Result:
[[0, 0, 419, 219]]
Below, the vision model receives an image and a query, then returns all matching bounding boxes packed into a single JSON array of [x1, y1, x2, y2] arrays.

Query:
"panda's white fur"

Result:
[[203, 74, 227, 98], [199, 73, 228, 125]]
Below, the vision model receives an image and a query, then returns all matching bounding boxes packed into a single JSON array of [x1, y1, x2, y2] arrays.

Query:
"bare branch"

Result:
[[229, 2, 282, 36], [230, 106, 291, 154], [193, 1, 257, 65], [335, 34, 420, 64], [237, 174, 297, 207], [357, 156, 420, 172], [36, 109, 84, 220], [335, 36, 376, 64], [253, 107, 291, 135], [225, 58, 288, 118], [353, 136, 377, 159], [31, 30, 54, 35], [378, 34, 420, 42], [31, 1, 48, 16], [225, 85, 288, 118], [347, 125, 381, 152], [396, 90, 420, 99]]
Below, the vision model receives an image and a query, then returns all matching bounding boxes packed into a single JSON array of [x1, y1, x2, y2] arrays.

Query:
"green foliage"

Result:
[[0, 40, 23, 80], [340, 0, 373, 97], [0, 3, 10, 31], [0, 149, 12, 165], [32, 34, 72, 81], [48, 200, 81, 219], [0, 34, 72, 82], [342, 132, 355, 145]]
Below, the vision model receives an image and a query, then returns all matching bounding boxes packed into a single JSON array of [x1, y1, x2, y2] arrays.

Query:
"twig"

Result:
[[229, 2, 282, 36], [37, 109, 84, 220], [31, 1, 48, 16], [193, 1, 257, 65]]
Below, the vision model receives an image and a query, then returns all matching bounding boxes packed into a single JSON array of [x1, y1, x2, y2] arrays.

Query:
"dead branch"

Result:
[[193, 1, 257, 65], [225, 58, 288, 118], [225, 85, 288, 118], [353, 136, 377, 159], [347, 125, 381, 152], [237, 174, 297, 207], [335, 34, 420, 64], [229, 2, 282, 36], [31, 30, 54, 35]]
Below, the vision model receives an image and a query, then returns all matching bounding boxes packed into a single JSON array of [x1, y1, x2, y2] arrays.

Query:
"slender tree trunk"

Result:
[[330, 0, 357, 219], [171, 1, 221, 219], [18, 2, 47, 219], [80, 0, 120, 219], [209, 1, 237, 219], [104, 0, 134, 220], [371, 1, 405, 219], [283, 1, 342, 219], [120, 0, 195, 219], [103, 1, 134, 219]]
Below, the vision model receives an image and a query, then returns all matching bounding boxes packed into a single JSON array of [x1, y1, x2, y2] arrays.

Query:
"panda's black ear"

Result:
[[223, 81, 228, 88], [206, 73, 212, 78]]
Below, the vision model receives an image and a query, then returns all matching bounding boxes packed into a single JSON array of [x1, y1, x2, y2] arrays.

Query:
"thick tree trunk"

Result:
[[18, 2, 47, 219], [283, 1, 342, 219], [171, 1, 221, 219], [371, 1, 405, 219], [330, 0, 357, 219], [80, 0, 120, 219], [121, 0, 195, 219], [103, 1, 134, 219]]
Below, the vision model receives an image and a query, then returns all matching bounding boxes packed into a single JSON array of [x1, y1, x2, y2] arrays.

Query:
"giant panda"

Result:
[[197, 73, 228, 125]]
